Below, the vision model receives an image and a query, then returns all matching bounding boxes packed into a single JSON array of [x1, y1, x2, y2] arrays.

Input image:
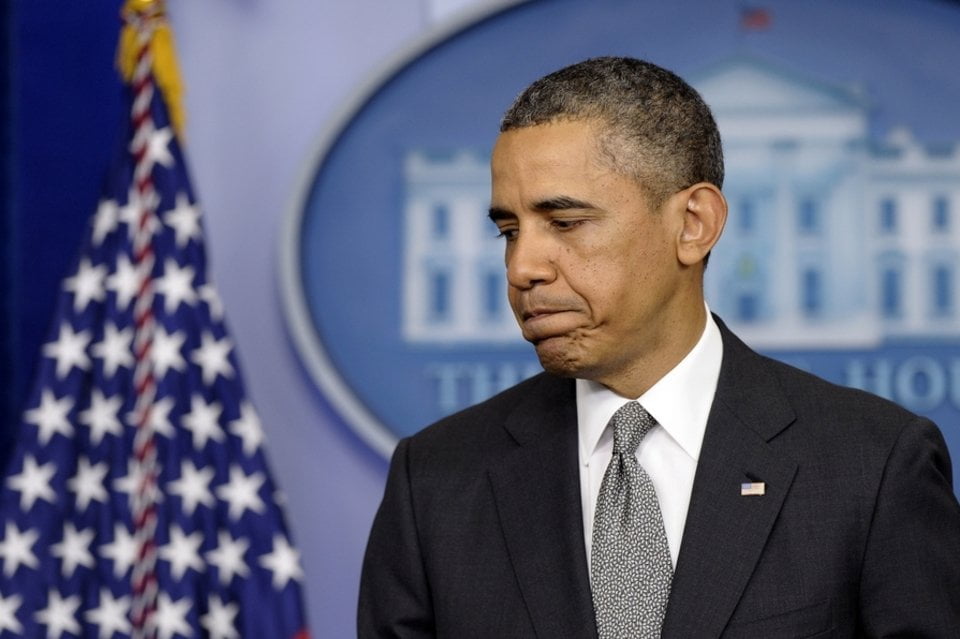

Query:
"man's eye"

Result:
[[496, 228, 518, 240], [552, 219, 584, 230]]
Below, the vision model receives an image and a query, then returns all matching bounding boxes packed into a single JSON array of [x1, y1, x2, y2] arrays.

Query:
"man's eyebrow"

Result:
[[488, 196, 596, 221], [532, 195, 595, 211]]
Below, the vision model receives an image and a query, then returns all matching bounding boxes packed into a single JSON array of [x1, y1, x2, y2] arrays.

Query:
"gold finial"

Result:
[[117, 0, 185, 140], [123, 0, 165, 14]]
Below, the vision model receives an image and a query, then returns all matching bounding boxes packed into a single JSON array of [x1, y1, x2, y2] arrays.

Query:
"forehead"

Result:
[[491, 119, 653, 208], [491, 119, 613, 192], [493, 119, 602, 165]]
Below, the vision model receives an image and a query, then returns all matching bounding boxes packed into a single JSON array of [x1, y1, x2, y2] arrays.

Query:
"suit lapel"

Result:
[[487, 375, 598, 639], [662, 322, 799, 638]]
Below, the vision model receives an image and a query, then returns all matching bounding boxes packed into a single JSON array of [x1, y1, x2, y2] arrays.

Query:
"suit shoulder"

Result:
[[717, 320, 921, 439], [763, 354, 916, 425], [716, 321, 931, 459], [755, 353, 941, 466], [404, 372, 567, 451]]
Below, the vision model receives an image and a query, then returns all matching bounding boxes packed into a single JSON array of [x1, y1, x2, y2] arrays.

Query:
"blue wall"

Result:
[[1, 1, 12, 467], [2, 0, 124, 462]]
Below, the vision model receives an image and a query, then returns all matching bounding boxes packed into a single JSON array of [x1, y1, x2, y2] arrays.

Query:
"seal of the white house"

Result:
[[281, 0, 960, 460]]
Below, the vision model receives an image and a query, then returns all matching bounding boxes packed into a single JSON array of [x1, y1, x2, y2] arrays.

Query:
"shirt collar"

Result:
[[576, 308, 723, 465]]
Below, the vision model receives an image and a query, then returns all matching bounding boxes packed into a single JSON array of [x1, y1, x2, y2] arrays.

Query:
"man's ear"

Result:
[[675, 182, 727, 267]]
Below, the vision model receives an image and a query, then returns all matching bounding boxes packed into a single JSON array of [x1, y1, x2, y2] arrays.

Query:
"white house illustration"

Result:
[[696, 57, 960, 347], [402, 57, 960, 348], [402, 150, 520, 342]]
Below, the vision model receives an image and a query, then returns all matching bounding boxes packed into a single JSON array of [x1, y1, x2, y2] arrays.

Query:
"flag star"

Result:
[[130, 119, 174, 170], [0, 522, 39, 577], [77, 389, 124, 445], [143, 124, 175, 171], [167, 459, 215, 515], [118, 186, 160, 240], [200, 595, 239, 639], [117, 187, 141, 230], [229, 401, 264, 456], [198, 283, 224, 321], [112, 459, 143, 499], [91, 322, 134, 378], [63, 258, 107, 313], [151, 592, 191, 639], [34, 589, 81, 639], [151, 325, 187, 378], [0, 592, 24, 635], [143, 395, 176, 439], [23, 389, 74, 445], [113, 459, 161, 511], [155, 258, 198, 313], [159, 525, 205, 581], [6, 455, 57, 511], [91, 198, 118, 246], [105, 253, 140, 311], [84, 588, 131, 639], [183, 394, 225, 450], [205, 530, 250, 586], [258, 534, 305, 590], [100, 523, 137, 580], [50, 522, 95, 578], [164, 192, 202, 247], [67, 456, 109, 511], [191, 332, 234, 385], [216, 465, 266, 521], [42, 322, 92, 379]]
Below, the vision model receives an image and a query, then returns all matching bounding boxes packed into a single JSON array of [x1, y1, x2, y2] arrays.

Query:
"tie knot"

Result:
[[610, 401, 656, 456]]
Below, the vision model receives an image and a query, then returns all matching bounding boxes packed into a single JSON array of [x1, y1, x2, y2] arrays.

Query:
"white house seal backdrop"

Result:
[[282, 0, 960, 461]]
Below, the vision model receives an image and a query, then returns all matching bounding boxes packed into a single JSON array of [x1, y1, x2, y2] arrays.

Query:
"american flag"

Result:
[[0, 5, 310, 638]]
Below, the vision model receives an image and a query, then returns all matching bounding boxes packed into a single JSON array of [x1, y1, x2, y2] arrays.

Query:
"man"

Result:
[[358, 57, 960, 638]]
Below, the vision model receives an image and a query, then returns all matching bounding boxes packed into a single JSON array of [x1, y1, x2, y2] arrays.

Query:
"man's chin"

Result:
[[532, 338, 585, 378]]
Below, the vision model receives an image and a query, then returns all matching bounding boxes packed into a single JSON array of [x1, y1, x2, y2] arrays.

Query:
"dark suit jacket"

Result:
[[359, 321, 960, 637]]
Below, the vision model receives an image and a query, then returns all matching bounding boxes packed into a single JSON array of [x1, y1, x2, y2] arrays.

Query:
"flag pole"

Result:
[[119, 3, 167, 634]]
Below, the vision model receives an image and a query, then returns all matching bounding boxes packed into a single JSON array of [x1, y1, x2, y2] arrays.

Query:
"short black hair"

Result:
[[501, 56, 724, 206]]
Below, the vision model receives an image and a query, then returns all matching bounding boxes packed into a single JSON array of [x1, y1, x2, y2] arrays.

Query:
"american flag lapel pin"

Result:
[[740, 481, 766, 496]]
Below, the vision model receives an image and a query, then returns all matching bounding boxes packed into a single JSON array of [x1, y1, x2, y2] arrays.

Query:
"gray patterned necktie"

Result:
[[590, 401, 673, 639]]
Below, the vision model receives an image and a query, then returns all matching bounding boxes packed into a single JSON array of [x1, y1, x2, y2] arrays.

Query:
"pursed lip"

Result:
[[518, 308, 580, 341], [521, 307, 570, 322]]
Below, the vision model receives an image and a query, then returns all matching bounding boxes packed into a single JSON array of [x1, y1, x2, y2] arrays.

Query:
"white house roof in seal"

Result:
[[691, 55, 869, 114]]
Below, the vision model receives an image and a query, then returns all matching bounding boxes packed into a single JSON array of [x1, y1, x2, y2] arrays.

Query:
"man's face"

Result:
[[490, 119, 692, 392]]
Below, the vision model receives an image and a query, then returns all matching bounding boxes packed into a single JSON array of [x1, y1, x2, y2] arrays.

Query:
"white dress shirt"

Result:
[[577, 310, 723, 570]]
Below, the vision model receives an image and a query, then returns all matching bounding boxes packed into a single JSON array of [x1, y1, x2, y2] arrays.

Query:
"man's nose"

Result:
[[505, 230, 556, 290]]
